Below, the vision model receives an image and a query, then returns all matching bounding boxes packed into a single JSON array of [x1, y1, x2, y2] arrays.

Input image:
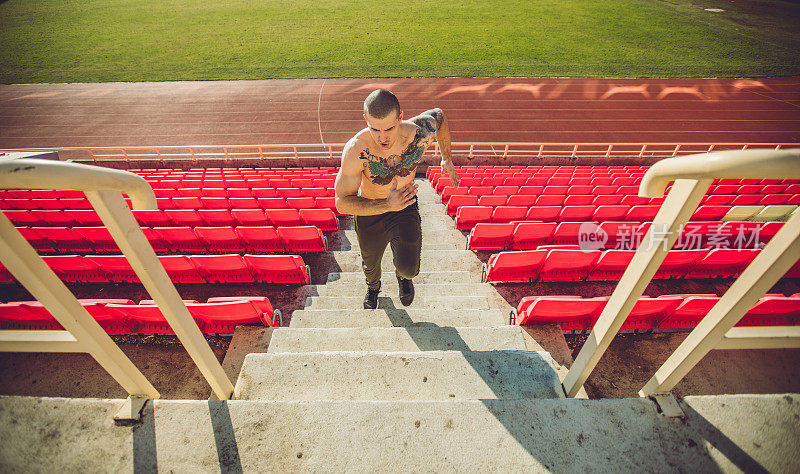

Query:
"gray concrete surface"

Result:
[[234, 351, 564, 400], [326, 270, 478, 284], [329, 249, 482, 274], [289, 308, 508, 328], [267, 326, 528, 353], [1, 394, 798, 472], [304, 295, 492, 310]]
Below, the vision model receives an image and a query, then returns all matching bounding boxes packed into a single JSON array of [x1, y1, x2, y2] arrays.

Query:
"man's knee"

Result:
[[394, 257, 420, 280]]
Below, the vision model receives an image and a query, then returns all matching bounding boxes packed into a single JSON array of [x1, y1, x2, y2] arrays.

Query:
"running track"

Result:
[[0, 77, 798, 149]]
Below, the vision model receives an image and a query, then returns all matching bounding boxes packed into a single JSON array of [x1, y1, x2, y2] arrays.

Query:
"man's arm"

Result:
[[334, 140, 418, 216], [415, 108, 460, 187]]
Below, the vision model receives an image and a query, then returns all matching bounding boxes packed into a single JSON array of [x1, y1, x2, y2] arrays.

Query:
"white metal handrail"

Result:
[[563, 148, 800, 398], [1, 142, 798, 163], [0, 158, 235, 401]]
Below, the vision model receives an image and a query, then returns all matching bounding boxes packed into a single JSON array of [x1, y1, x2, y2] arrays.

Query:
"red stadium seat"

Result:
[[558, 206, 595, 222], [592, 205, 628, 221], [623, 296, 684, 330], [157, 227, 207, 253], [77, 227, 120, 253], [236, 226, 284, 253], [286, 197, 317, 209], [195, 227, 246, 253], [739, 296, 800, 326], [456, 206, 492, 230], [491, 206, 527, 223], [202, 188, 227, 198], [252, 188, 279, 198], [506, 195, 538, 207], [207, 296, 277, 326], [537, 249, 600, 282], [141, 227, 170, 253], [446, 195, 478, 215], [526, 206, 560, 222], [198, 209, 235, 226], [265, 209, 303, 227], [493, 185, 519, 196], [659, 296, 720, 329], [277, 226, 327, 252], [652, 250, 705, 279], [107, 303, 186, 334], [231, 209, 269, 226], [42, 255, 105, 282], [244, 254, 310, 284], [468, 223, 515, 251], [0, 302, 61, 330], [482, 250, 547, 282], [686, 248, 759, 279], [186, 301, 263, 334], [2, 210, 39, 226], [164, 209, 203, 227], [586, 250, 635, 280], [477, 195, 508, 207], [157, 255, 205, 283], [625, 205, 659, 222], [298, 208, 338, 231], [132, 209, 172, 227], [510, 222, 556, 250], [567, 185, 593, 195], [536, 195, 565, 206], [564, 195, 594, 206], [172, 197, 202, 210], [276, 188, 303, 198], [86, 255, 139, 283], [759, 194, 790, 205], [691, 206, 729, 221], [516, 296, 607, 331], [191, 254, 253, 283], [200, 197, 230, 209], [226, 189, 254, 198]]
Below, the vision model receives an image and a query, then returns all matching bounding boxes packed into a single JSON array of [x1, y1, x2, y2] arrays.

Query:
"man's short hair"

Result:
[[364, 89, 401, 119]]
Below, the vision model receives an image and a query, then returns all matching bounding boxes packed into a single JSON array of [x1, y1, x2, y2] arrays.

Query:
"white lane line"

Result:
[[317, 79, 327, 143]]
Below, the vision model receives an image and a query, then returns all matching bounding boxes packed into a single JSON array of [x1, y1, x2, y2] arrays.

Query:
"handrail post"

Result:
[[640, 210, 800, 396], [87, 189, 235, 400], [562, 178, 712, 397]]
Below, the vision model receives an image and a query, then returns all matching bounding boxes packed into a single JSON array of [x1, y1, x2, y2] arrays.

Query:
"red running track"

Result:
[[0, 77, 798, 149]]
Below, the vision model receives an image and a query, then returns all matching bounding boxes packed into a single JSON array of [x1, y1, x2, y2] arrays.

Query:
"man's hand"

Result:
[[387, 179, 419, 211], [442, 159, 460, 188]]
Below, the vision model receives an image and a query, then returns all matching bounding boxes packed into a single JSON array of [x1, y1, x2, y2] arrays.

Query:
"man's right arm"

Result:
[[334, 141, 418, 216]]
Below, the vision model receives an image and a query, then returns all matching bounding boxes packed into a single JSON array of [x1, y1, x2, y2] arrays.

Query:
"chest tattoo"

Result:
[[358, 128, 434, 185]]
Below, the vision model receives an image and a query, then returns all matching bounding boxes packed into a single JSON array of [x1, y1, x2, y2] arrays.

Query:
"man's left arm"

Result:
[[418, 108, 460, 188]]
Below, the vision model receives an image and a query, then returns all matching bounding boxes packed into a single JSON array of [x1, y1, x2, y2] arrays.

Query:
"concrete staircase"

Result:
[[235, 178, 567, 403], [2, 178, 798, 471]]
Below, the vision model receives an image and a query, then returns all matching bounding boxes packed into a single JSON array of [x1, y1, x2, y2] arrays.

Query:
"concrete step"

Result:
[[303, 295, 490, 310], [330, 249, 481, 274], [315, 282, 496, 297], [289, 308, 508, 328], [267, 326, 528, 353], [5, 395, 797, 472], [234, 350, 564, 401], [326, 270, 475, 284]]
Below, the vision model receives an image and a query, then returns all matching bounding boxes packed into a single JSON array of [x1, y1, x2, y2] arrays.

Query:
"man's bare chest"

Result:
[[358, 133, 433, 186]]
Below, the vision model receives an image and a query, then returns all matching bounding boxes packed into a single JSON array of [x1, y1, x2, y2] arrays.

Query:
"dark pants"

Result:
[[354, 201, 422, 290]]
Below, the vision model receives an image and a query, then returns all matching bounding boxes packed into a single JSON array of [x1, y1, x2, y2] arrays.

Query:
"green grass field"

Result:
[[1, 0, 798, 83]]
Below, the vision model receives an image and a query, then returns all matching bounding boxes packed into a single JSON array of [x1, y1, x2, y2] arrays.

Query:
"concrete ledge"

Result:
[[1, 394, 798, 472], [289, 308, 508, 328], [304, 295, 491, 310], [267, 326, 528, 353], [234, 350, 563, 400], [326, 271, 476, 284]]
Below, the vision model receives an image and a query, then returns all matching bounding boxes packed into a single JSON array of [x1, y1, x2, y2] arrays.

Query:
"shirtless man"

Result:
[[334, 89, 460, 309]]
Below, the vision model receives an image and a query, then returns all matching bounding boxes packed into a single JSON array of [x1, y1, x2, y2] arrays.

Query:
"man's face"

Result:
[[364, 110, 403, 151]]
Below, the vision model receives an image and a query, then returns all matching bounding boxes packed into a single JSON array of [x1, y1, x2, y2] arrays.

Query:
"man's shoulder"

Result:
[[343, 130, 370, 157]]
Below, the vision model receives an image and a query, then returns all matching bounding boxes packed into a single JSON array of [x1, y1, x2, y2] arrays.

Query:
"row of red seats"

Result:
[[0, 254, 309, 284], [445, 193, 799, 215], [16, 225, 327, 254], [4, 208, 338, 230], [482, 248, 800, 283], [133, 166, 336, 173], [513, 294, 800, 332], [0, 187, 335, 200], [427, 165, 795, 180], [0, 297, 278, 334], [142, 178, 335, 188], [468, 221, 781, 251], [0, 196, 341, 213], [435, 176, 800, 193], [454, 204, 739, 229]]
